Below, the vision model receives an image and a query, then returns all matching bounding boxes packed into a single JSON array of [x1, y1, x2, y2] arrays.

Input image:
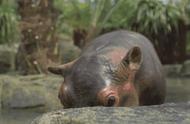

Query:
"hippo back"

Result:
[[82, 30, 166, 105]]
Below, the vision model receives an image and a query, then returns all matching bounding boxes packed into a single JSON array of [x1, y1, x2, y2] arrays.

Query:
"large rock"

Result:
[[0, 75, 63, 110], [181, 60, 190, 77], [31, 102, 190, 124], [163, 64, 182, 77], [163, 60, 190, 77], [166, 78, 190, 103], [0, 79, 2, 109], [0, 44, 18, 73]]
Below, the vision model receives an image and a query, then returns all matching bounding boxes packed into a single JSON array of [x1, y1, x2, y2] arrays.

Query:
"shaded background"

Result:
[[0, 0, 189, 74]]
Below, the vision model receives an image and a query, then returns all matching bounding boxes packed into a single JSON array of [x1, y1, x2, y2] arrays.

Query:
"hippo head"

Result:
[[48, 47, 142, 108]]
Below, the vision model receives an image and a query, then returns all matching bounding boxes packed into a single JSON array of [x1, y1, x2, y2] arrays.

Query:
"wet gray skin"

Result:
[[48, 30, 166, 108]]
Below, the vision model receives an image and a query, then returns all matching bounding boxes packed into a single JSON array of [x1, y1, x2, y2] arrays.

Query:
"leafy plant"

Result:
[[177, 0, 190, 25], [54, 0, 123, 40], [0, 0, 20, 71], [104, 0, 139, 30], [126, 0, 182, 35], [0, 0, 20, 44]]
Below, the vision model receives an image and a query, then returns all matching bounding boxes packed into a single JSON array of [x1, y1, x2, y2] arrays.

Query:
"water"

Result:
[[0, 78, 190, 124], [0, 109, 42, 124]]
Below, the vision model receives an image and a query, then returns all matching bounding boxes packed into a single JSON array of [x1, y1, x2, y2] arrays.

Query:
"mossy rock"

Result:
[[181, 60, 190, 77], [0, 75, 63, 110], [163, 64, 182, 77], [0, 44, 18, 73]]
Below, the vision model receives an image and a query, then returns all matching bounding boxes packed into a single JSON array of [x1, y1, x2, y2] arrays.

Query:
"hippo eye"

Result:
[[107, 96, 116, 106]]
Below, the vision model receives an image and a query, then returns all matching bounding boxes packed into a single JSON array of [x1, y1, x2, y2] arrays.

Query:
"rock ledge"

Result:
[[31, 102, 190, 124]]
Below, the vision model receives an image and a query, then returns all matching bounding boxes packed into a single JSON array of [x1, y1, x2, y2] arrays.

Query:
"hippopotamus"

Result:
[[48, 30, 166, 108]]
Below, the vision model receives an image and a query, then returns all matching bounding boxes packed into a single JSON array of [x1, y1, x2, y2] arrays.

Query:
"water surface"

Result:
[[0, 78, 190, 124]]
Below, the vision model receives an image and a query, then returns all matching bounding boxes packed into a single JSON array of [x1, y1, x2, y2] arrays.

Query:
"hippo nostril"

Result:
[[107, 96, 116, 106]]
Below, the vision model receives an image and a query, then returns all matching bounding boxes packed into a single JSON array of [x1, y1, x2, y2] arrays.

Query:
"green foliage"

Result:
[[104, 0, 139, 29], [54, 0, 91, 34], [106, 0, 190, 44], [177, 0, 190, 24], [133, 0, 182, 34], [107, 0, 188, 35], [54, 0, 189, 38], [54, 0, 123, 35], [0, 0, 20, 44]]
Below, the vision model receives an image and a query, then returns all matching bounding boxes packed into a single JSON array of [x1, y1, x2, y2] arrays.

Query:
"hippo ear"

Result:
[[48, 65, 69, 76], [113, 47, 142, 83], [48, 59, 77, 76], [123, 46, 142, 71]]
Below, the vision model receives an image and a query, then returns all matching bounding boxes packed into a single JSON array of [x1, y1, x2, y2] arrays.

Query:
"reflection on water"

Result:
[[0, 78, 190, 124]]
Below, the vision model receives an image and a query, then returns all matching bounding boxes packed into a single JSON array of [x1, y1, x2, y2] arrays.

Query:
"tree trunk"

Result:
[[16, 0, 59, 75]]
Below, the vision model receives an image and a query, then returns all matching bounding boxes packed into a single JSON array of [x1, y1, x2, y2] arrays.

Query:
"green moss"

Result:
[[0, 75, 62, 110]]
